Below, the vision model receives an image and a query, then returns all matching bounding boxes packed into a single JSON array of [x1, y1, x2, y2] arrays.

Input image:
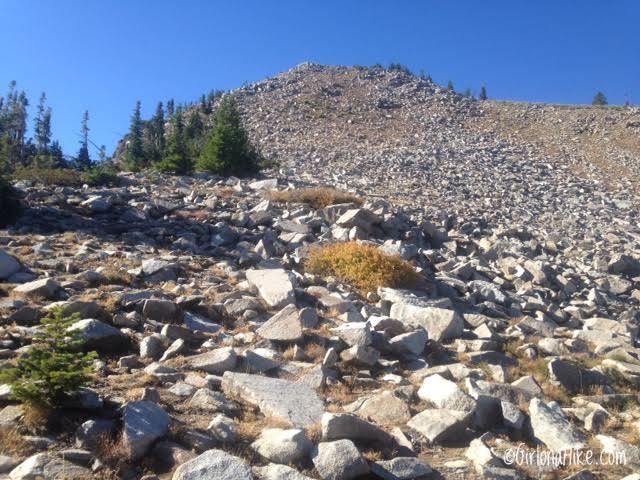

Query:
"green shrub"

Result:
[[81, 165, 121, 187], [306, 241, 422, 293], [13, 167, 81, 186], [0, 177, 20, 228], [0, 307, 97, 408]]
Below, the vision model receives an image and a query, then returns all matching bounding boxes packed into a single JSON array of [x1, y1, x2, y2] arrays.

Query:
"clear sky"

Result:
[[2, 0, 638, 157]]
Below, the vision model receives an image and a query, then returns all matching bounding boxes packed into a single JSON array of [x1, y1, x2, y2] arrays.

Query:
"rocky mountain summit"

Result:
[[2, 64, 640, 479]]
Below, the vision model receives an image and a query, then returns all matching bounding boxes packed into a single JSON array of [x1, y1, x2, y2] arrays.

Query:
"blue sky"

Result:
[[1, 0, 638, 156]]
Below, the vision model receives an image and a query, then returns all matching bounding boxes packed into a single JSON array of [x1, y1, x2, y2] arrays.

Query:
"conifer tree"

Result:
[[166, 99, 175, 118], [75, 110, 92, 170], [196, 96, 260, 176], [447, 80, 455, 91], [463, 88, 472, 98], [33, 93, 55, 167], [592, 91, 608, 106], [156, 110, 191, 174], [479, 85, 488, 100], [124, 101, 145, 171], [149, 101, 165, 163]]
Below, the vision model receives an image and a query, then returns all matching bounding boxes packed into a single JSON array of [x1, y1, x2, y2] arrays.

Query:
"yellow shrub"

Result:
[[306, 241, 422, 293], [269, 187, 362, 209]]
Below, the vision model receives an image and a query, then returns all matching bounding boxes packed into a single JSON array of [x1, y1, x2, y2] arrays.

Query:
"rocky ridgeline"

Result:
[[232, 64, 640, 242], [0, 169, 640, 480]]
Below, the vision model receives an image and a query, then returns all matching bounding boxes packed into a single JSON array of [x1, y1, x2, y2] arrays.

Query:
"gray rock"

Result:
[[345, 390, 411, 426], [331, 322, 372, 347], [67, 318, 129, 351], [189, 347, 238, 374], [13, 278, 60, 299], [529, 398, 587, 451], [75, 419, 115, 450], [188, 388, 238, 414], [390, 303, 463, 342], [159, 338, 187, 362], [140, 334, 167, 360], [389, 329, 428, 356], [321, 412, 392, 443], [418, 374, 476, 411], [142, 299, 178, 322], [0, 250, 21, 280], [596, 435, 640, 466], [257, 304, 303, 342], [253, 464, 315, 480], [244, 348, 280, 373], [407, 408, 472, 443], [207, 414, 237, 443], [335, 208, 379, 232], [0, 454, 18, 474], [122, 401, 171, 460], [171, 449, 252, 480], [548, 358, 609, 394], [222, 372, 324, 428], [340, 345, 380, 366], [183, 311, 221, 333], [371, 457, 433, 479], [299, 307, 319, 328], [312, 439, 369, 480], [168, 382, 197, 398], [8, 453, 89, 479], [81, 195, 111, 212], [246, 268, 295, 308], [251, 428, 312, 464]]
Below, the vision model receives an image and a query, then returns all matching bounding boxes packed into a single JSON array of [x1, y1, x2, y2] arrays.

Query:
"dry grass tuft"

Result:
[[101, 268, 135, 286], [236, 408, 291, 443], [542, 383, 571, 405], [305, 343, 327, 362], [306, 241, 422, 293], [21, 404, 52, 433], [281, 345, 296, 361], [362, 449, 385, 462], [305, 421, 323, 444], [95, 433, 128, 466], [0, 427, 31, 457], [268, 187, 362, 209]]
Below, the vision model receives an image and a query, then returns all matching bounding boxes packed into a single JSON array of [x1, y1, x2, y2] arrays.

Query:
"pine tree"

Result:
[[48, 141, 66, 168], [592, 91, 608, 106], [166, 99, 175, 118], [34, 93, 52, 153], [75, 111, 92, 170], [447, 80, 455, 91], [196, 96, 260, 176], [0, 307, 96, 408], [149, 101, 165, 164], [32, 93, 55, 167], [156, 110, 191, 174], [185, 111, 204, 159], [463, 88, 472, 98], [479, 85, 488, 100], [124, 101, 145, 171]]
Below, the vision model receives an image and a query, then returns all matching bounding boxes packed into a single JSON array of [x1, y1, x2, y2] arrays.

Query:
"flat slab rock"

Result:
[[529, 398, 587, 451], [390, 302, 463, 342], [256, 304, 303, 341], [407, 408, 472, 444], [222, 372, 324, 428], [172, 449, 252, 480], [245, 268, 295, 308]]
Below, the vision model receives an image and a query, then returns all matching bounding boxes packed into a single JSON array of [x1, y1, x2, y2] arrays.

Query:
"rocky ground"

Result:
[[2, 64, 640, 479]]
